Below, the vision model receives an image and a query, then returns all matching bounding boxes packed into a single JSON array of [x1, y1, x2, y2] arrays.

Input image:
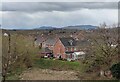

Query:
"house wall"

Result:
[[53, 39, 66, 59]]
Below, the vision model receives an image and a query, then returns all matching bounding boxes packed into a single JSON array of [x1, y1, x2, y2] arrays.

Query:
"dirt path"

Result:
[[20, 68, 80, 80]]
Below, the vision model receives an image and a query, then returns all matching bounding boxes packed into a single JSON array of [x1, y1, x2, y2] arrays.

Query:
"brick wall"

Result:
[[53, 39, 66, 59]]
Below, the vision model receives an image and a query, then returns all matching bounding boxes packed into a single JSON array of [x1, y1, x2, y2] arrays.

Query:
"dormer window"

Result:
[[69, 40, 73, 46], [66, 48, 68, 51]]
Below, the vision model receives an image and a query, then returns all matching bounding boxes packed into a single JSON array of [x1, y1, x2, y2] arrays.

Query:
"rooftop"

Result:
[[59, 37, 77, 47]]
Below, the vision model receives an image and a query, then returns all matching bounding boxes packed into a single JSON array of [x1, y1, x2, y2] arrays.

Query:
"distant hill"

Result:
[[34, 26, 56, 30], [63, 25, 97, 30], [34, 25, 97, 30]]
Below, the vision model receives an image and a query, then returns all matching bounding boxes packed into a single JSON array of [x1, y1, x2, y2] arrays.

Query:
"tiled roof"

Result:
[[59, 37, 77, 47], [35, 36, 46, 45], [44, 37, 58, 45]]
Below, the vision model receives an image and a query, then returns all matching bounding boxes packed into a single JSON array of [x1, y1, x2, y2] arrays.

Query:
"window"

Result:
[[74, 48, 77, 51], [71, 47, 72, 51]]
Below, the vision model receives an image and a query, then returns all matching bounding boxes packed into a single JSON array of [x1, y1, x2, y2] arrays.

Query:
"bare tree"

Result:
[[85, 23, 119, 73], [2, 33, 18, 82]]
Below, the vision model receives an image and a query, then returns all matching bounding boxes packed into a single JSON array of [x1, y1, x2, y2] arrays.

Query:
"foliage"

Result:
[[6, 67, 25, 80], [110, 62, 120, 79]]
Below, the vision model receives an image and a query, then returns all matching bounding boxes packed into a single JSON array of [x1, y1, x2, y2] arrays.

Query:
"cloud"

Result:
[[0, 2, 118, 29], [2, 0, 120, 2], [1, 2, 118, 12], [2, 9, 118, 29]]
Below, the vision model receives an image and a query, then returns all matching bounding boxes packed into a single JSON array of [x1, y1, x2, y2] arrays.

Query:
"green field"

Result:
[[34, 58, 86, 72]]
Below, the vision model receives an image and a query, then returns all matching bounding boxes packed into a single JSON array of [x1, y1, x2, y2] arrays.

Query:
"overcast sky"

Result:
[[0, 2, 118, 29]]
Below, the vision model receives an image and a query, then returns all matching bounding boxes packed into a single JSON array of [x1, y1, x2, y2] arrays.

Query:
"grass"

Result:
[[34, 58, 86, 73], [6, 58, 86, 80], [6, 67, 26, 80]]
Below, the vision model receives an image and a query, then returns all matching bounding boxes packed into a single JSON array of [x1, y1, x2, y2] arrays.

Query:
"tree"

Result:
[[85, 23, 118, 73], [2, 32, 36, 81], [2, 33, 18, 82]]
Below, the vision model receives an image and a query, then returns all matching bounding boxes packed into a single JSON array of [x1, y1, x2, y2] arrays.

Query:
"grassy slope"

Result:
[[7, 58, 86, 80], [34, 58, 86, 73]]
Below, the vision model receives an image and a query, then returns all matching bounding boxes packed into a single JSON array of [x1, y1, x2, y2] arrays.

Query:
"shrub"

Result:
[[110, 62, 120, 79]]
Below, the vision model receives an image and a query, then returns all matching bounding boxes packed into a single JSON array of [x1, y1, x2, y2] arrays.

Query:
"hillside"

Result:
[[33, 25, 97, 30], [63, 25, 97, 30]]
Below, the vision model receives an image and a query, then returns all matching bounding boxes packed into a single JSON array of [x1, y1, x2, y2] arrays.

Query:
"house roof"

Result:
[[59, 37, 77, 47], [35, 36, 46, 45], [44, 37, 58, 45], [45, 47, 52, 53], [76, 39, 90, 47]]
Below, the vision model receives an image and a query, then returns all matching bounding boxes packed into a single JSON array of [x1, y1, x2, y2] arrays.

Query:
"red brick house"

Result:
[[53, 37, 78, 59]]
